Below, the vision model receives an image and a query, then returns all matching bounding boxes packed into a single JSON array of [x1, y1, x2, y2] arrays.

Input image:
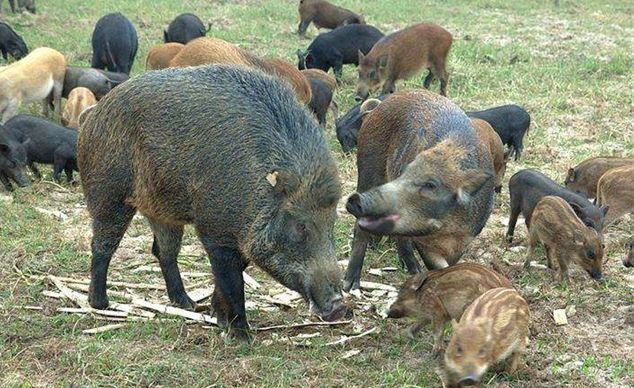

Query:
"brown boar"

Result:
[[524, 195, 604, 282], [0, 47, 65, 123], [297, 0, 364, 36], [170, 37, 312, 105], [471, 118, 507, 194], [387, 263, 512, 355], [356, 23, 452, 100], [62, 87, 97, 130], [344, 90, 495, 290], [444, 288, 530, 387], [145, 42, 184, 70], [565, 156, 634, 198], [624, 236, 634, 268], [596, 164, 634, 225]]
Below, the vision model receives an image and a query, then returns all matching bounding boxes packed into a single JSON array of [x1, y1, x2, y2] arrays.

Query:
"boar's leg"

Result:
[[545, 245, 554, 270], [431, 58, 449, 96], [556, 252, 569, 283], [201, 239, 250, 340], [506, 198, 522, 243], [381, 78, 396, 95], [344, 224, 371, 291], [423, 69, 434, 89], [0, 173, 14, 191], [298, 19, 311, 36], [148, 220, 195, 309], [28, 162, 42, 180], [523, 231, 537, 269], [89, 206, 136, 309], [395, 238, 421, 274]]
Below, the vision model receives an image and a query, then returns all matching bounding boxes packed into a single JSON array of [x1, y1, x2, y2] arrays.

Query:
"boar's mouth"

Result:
[[308, 295, 347, 322], [357, 214, 401, 235], [588, 269, 603, 281]]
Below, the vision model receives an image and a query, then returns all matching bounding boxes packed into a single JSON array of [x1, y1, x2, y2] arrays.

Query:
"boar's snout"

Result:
[[458, 376, 480, 386], [346, 193, 365, 217], [320, 299, 347, 322], [589, 269, 603, 281], [354, 94, 366, 102], [624, 260, 633, 268], [346, 191, 401, 234], [386, 304, 404, 319]]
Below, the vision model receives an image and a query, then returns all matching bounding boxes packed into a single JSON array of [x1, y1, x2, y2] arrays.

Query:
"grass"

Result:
[[1, 0, 634, 386]]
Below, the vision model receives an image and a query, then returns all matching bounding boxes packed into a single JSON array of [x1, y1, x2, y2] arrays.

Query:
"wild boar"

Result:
[[506, 169, 607, 242], [387, 263, 512, 355], [302, 69, 338, 124], [0, 21, 28, 61], [4, 0, 35, 13], [565, 156, 634, 199], [335, 94, 387, 153], [145, 42, 184, 70], [5, 114, 78, 183], [170, 37, 312, 105], [62, 87, 97, 130], [356, 23, 452, 100], [466, 104, 531, 160], [78, 65, 346, 339], [164, 13, 208, 44], [297, 0, 364, 36], [344, 90, 495, 290], [0, 47, 66, 123], [444, 288, 530, 387], [471, 118, 507, 194], [596, 164, 634, 225], [524, 195, 604, 282], [297, 24, 384, 80], [624, 236, 633, 268], [91, 13, 138, 75], [0, 124, 30, 191]]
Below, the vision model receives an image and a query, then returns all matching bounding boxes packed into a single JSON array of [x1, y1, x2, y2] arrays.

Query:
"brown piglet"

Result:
[[356, 22, 452, 100], [596, 164, 634, 225], [387, 263, 511, 355], [524, 195, 604, 282], [564, 156, 634, 198], [444, 288, 530, 387], [471, 118, 507, 194]]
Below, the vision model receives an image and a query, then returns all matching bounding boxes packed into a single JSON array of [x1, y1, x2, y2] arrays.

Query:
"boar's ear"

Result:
[[566, 168, 576, 183], [360, 98, 381, 116], [267, 169, 300, 197], [404, 273, 427, 291], [569, 202, 584, 218], [455, 170, 493, 206], [358, 50, 365, 62], [0, 142, 9, 155], [600, 205, 609, 217], [572, 230, 585, 246], [377, 55, 388, 69], [296, 49, 304, 59]]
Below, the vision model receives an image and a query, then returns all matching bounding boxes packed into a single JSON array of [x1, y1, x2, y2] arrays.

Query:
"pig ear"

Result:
[[455, 170, 493, 205], [267, 169, 300, 197], [404, 273, 427, 291], [566, 168, 576, 183], [600, 205, 609, 217], [360, 98, 381, 116], [569, 202, 583, 217], [377, 55, 388, 69], [358, 50, 364, 62], [0, 143, 9, 154]]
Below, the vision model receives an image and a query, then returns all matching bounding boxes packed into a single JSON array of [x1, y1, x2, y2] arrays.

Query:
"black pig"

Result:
[[506, 169, 608, 242], [0, 22, 28, 61], [335, 94, 387, 152], [307, 78, 333, 125], [0, 124, 29, 191], [164, 13, 208, 44], [63, 67, 128, 99], [4, 115, 78, 183], [78, 65, 347, 339], [466, 105, 530, 161], [297, 24, 384, 80], [91, 13, 138, 75]]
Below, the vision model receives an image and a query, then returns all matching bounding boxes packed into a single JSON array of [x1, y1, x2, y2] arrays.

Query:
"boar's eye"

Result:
[[368, 70, 377, 80], [291, 222, 308, 243], [455, 344, 463, 356], [419, 181, 438, 192], [478, 347, 486, 358], [585, 249, 596, 260]]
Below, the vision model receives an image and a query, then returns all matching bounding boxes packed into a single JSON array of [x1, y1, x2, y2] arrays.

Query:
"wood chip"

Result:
[[360, 281, 396, 292], [324, 327, 377, 346], [256, 320, 352, 332], [243, 272, 261, 289], [49, 275, 90, 309], [257, 295, 293, 308], [553, 309, 568, 326], [42, 290, 63, 299], [82, 324, 127, 334], [131, 298, 217, 325], [368, 269, 383, 277], [188, 287, 214, 303], [266, 171, 279, 187], [341, 349, 361, 359]]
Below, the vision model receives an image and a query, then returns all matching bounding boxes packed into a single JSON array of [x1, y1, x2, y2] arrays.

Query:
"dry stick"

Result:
[[82, 323, 127, 335], [243, 272, 261, 289], [131, 299, 217, 325], [323, 327, 377, 346], [32, 275, 166, 290], [359, 281, 396, 292], [40, 180, 71, 193], [256, 320, 352, 332]]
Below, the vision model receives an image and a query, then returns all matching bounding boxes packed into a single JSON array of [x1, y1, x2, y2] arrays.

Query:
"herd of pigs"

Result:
[[0, 0, 633, 386]]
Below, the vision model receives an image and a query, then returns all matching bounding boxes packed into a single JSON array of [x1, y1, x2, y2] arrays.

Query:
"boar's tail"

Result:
[[105, 41, 118, 73]]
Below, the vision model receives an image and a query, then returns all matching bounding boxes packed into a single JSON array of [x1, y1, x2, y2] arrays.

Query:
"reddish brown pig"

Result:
[[356, 23, 452, 100], [387, 263, 511, 355], [297, 0, 364, 36], [444, 288, 530, 387], [596, 164, 634, 225], [524, 195, 604, 283], [145, 42, 184, 70], [471, 118, 507, 194], [344, 90, 494, 290], [170, 37, 311, 105], [565, 156, 634, 198], [624, 236, 634, 268]]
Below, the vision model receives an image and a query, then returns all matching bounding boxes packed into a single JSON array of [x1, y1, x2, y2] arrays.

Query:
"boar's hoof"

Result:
[[226, 326, 252, 343], [342, 277, 360, 292], [89, 294, 109, 310], [171, 294, 196, 310], [505, 234, 514, 243]]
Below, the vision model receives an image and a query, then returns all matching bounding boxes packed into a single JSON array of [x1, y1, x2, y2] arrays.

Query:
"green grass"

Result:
[[2, 0, 634, 386]]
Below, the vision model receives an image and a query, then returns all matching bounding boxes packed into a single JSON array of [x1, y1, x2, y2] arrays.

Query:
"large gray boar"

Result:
[[344, 90, 494, 290], [78, 66, 346, 339]]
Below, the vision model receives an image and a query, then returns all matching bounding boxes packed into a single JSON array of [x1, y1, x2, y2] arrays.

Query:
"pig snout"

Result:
[[346, 192, 365, 217], [320, 298, 347, 322], [305, 266, 347, 321], [589, 269, 603, 281], [386, 304, 405, 319], [346, 192, 400, 235], [458, 375, 480, 386], [354, 94, 366, 102]]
